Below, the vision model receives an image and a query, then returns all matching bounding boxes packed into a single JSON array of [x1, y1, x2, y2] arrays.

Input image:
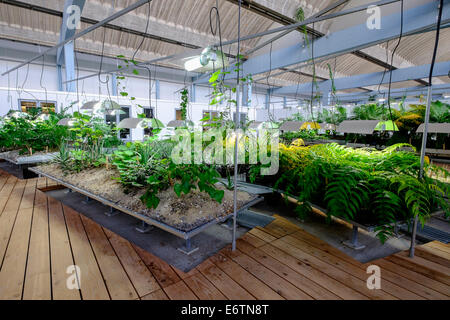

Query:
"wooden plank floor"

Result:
[[0, 170, 449, 300]]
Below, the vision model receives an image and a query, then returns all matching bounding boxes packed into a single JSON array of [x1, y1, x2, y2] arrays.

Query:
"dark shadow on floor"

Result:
[[45, 188, 249, 272], [250, 193, 415, 264]]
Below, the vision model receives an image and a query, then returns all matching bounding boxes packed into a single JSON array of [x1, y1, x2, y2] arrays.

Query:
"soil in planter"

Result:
[[37, 164, 253, 232], [0, 150, 56, 162]]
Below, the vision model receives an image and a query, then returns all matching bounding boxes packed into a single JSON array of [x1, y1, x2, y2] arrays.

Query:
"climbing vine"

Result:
[[180, 88, 189, 121]]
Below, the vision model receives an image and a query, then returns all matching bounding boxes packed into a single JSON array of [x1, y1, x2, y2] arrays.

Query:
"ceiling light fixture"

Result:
[[184, 47, 229, 72]]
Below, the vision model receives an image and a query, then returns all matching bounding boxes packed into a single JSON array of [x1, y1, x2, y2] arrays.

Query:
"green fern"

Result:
[[272, 142, 450, 243]]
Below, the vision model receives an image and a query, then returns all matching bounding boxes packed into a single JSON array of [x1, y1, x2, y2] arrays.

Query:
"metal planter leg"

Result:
[[343, 225, 366, 250], [82, 196, 91, 204], [135, 220, 153, 233], [104, 206, 119, 217], [394, 223, 405, 239], [177, 238, 199, 255], [221, 217, 234, 230]]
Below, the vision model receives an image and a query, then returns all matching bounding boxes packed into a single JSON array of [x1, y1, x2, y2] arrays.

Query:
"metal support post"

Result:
[[135, 220, 153, 233], [343, 225, 366, 250], [177, 238, 199, 255], [410, 86, 432, 257], [82, 196, 91, 204], [104, 206, 119, 217]]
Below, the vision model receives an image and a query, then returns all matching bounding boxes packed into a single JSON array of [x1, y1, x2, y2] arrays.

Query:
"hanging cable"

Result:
[[97, 26, 114, 111], [266, 42, 275, 122], [377, 41, 390, 94], [209, 0, 226, 74], [40, 55, 48, 104], [427, 0, 443, 86], [7, 71, 12, 110], [140, 65, 152, 115], [309, 22, 316, 124], [16, 69, 21, 105], [19, 63, 40, 106], [132, 0, 151, 62], [386, 0, 404, 122], [128, 1, 152, 116], [74, 40, 80, 112]]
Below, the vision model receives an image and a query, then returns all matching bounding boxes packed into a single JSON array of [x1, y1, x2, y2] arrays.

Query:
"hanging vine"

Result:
[[180, 88, 189, 121]]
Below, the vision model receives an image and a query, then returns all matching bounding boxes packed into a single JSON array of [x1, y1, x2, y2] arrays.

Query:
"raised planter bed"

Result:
[[0, 150, 57, 179], [30, 165, 261, 254]]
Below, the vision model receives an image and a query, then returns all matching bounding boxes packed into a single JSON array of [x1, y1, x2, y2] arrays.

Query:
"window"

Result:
[[144, 108, 154, 119], [19, 100, 56, 114], [203, 110, 219, 120], [105, 106, 131, 140], [175, 109, 183, 120], [40, 102, 56, 114], [233, 112, 247, 127], [119, 106, 130, 139], [20, 100, 37, 113], [143, 107, 154, 136]]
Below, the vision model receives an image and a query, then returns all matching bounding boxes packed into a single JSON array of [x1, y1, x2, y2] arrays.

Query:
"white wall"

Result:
[[0, 54, 296, 141]]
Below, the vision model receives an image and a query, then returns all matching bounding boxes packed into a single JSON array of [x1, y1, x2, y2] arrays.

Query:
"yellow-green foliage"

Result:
[[274, 142, 450, 243]]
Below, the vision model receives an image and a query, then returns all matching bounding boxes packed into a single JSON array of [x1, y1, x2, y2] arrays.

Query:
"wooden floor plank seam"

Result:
[[23, 192, 51, 300], [46, 195, 53, 300], [0, 179, 33, 299], [104, 228, 162, 298], [58, 201, 83, 299], [60, 204, 83, 299], [286, 225, 449, 298], [61, 205, 109, 300], [100, 226, 142, 299], [236, 238, 342, 300], [80, 215, 138, 300], [75, 212, 113, 300], [0, 178, 21, 270], [19, 182, 35, 301], [220, 246, 315, 300], [278, 234, 421, 300]]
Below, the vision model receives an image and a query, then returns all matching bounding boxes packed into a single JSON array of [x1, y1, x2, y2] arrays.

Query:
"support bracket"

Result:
[[135, 221, 153, 233], [177, 238, 199, 255], [343, 225, 366, 250], [104, 206, 119, 217]]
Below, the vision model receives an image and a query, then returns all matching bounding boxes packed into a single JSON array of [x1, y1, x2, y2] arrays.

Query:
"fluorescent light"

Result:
[[378, 98, 386, 102], [184, 57, 203, 72]]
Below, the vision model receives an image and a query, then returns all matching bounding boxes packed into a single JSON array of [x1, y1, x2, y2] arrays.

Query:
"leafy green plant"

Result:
[[203, 58, 253, 130], [351, 103, 388, 120], [111, 136, 224, 210], [180, 88, 189, 121], [270, 142, 450, 242], [53, 141, 72, 174], [53, 112, 121, 173], [0, 112, 70, 155], [280, 130, 329, 144], [113, 140, 166, 189]]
